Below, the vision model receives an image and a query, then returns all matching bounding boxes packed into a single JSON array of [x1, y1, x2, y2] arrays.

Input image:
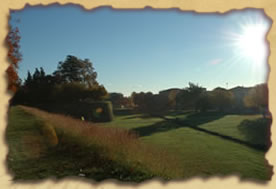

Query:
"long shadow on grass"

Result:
[[131, 112, 225, 138], [124, 110, 193, 120], [123, 114, 159, 120], [113, 109, 136, 116], [132, 112, 270, 151]]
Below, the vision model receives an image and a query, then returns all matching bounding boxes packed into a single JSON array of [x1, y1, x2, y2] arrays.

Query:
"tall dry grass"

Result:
[[19, 105, 182, 179]]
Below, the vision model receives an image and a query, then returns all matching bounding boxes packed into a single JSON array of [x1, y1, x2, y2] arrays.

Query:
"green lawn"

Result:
[[103, 111, 272, 181], [197, 115, 271, 147]]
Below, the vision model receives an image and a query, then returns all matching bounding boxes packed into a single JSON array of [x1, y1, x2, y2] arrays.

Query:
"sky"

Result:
[[10, 5, 272, 96]]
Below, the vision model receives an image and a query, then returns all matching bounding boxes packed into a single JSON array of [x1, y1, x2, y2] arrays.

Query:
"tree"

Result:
[[53, 55, 98, 88], [6, 26, 22, 93], [148, 94, 171, 116], [186, 82, 205, 95], [210, 88, 234, 112], [244, 84, 269, 117], [131, 92, 146, 110], [176, 82, 206, 111], [109, 93, 124, 108], [131, 91, 171, 116], [195, 92, 212, 112]]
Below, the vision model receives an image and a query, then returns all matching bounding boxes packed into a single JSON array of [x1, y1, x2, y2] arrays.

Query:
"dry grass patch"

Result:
[[20, 105, 182, 179]]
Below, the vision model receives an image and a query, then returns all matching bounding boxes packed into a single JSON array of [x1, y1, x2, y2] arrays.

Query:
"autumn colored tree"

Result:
[[176, 82, 206, 110], [195, 92, 212, 112], [244, 83, 269, 117], [210, 87, 234, 112], [6, 26, 22, 93]]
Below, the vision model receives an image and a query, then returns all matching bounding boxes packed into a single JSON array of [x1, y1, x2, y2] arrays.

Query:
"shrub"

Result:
[[83, 101, 114, 122]]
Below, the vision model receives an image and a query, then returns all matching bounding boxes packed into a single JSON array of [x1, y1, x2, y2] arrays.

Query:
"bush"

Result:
[[83, 101, 114, 122]]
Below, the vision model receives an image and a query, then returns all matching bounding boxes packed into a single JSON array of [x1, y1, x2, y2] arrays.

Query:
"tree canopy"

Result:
[[53, 55, 98, 88], [11, 55, 108, 105]]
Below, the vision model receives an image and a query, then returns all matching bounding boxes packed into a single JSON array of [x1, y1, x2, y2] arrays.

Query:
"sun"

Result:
[[234, 22, 268, 64], [221, 14, 271, 85], [229, 18, 270, 66]]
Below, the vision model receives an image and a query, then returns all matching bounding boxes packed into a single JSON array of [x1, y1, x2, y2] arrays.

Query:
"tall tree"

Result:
[[6, 26, 22, 93], [53, 55, 98, 88]]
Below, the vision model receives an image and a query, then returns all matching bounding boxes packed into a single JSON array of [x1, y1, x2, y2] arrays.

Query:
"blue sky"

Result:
[[10, 5, 272, 96]]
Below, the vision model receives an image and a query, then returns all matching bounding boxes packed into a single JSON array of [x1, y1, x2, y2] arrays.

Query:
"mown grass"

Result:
[[196, 114, 271, 148], [5, 106, 182, 182], [103, 111, 273, 181]]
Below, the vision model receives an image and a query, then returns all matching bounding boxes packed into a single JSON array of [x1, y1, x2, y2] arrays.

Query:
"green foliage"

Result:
[[84, 101, 114, 122], [109, 93, 124, 107], [11, 55, 108, 106], [52, 82, 107, 103], [11, 68, 57, 105], [53, 55, 98, 88], [108, 93, 132, 109]]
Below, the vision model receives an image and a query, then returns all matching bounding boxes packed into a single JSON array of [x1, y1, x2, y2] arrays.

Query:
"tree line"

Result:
[[11, 55, 108, 106], [109, 82, 269, 117], [10, 56, 268, 118]]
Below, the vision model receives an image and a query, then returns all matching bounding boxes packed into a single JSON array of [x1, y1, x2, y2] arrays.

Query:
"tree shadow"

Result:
[[177, 111, 226, 127], [131, 111, 270, 151], [237, 118, 272, 150], [123, 114, 156, 120], [113, 109, 136, 116], [131, 111, 225, 137], [131, 120, 178, 137], [165, 110, 193, 117], [123, 110, 193, 120]]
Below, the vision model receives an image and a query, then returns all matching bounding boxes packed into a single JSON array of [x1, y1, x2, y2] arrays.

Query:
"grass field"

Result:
[[5, 106, 272, 182], [103, 110, 272, 181]]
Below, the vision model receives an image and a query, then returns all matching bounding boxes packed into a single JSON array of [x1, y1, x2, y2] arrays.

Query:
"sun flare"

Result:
[[229, 18, 270, 66], [235, 22, 268, 64]]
